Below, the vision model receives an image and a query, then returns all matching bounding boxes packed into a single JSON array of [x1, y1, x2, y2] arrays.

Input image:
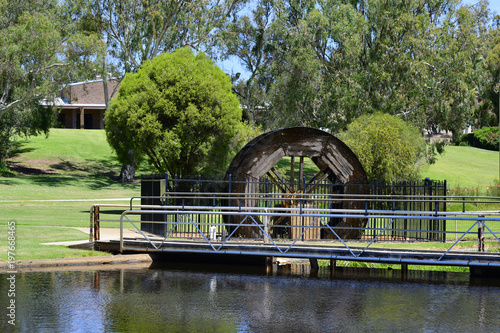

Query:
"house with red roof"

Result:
[[50, 77, 119, 129]]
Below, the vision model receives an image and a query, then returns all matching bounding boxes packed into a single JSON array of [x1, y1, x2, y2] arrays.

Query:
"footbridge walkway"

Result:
[[90, 193, 500, 274]]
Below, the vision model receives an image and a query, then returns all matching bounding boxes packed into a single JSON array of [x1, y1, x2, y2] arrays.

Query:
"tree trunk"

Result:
[[120, 163, 136, 182], [119, 149, 137, 182]]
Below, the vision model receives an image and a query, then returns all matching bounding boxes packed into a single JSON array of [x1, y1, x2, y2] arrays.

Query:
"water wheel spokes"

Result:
[[224, 127, 369, 239]]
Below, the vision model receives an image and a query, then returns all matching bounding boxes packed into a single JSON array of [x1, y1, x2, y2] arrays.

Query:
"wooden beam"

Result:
[[79, 106, 85, 129]]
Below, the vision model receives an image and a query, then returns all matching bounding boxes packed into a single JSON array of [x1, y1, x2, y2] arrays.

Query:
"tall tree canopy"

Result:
[[67, 0, 246, 74], [0, 0, 105, 117], [105, 47, 243, 177], [485, 16, 500, 127], [223, 0, 494, 138]]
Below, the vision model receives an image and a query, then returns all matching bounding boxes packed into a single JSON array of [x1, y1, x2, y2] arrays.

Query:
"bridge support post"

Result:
[[309, 258, 319, 271], [330, 259, 337, 276], [401, 264, 408, 281], [265, 256, 274, 275], [93, 206, 100, 242]]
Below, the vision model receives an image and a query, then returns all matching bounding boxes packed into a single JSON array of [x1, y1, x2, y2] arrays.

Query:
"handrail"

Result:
[[90, 192, 500, 243], [118, 208, 500, 266], [130, 192, 500, 203]]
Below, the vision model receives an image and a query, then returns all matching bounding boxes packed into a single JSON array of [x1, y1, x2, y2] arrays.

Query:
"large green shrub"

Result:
[[338, 113, 427, 182], [105, 47, 244, 177], [474, 127, 499, 151]]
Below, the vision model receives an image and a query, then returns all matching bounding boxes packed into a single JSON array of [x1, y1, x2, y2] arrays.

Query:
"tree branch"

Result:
[[0, 62, 67, 118]]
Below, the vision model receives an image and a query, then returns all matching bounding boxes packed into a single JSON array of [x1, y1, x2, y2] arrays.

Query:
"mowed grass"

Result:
[[1, 130, 143, 228], [8, 129, 118, 177], [1, 129, 147, 260], [0, 225, 111, 260], [425, 145, 499, 192]]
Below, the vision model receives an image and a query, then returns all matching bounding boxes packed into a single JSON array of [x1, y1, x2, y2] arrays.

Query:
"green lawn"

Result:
[[8, 129, 120, 176], [1, 129, 145, 260], [0, 225, 111, 260], [425, 145, 499, 192]]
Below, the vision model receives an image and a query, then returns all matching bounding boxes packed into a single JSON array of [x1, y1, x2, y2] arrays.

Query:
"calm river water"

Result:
[[2, 262, 500, 332]]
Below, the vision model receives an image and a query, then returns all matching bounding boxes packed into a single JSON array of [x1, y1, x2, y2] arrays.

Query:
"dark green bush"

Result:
[[456, 133, 474, 146], [456, 127, 499, 151], [474, 127, 499, 151]]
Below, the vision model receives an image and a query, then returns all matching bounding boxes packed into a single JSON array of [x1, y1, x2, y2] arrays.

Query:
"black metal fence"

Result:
[[140, 174, 447, 242], [367, 179, 447, 241]]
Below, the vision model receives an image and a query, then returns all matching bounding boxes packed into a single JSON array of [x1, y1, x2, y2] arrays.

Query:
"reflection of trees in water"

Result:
[[102, 268, 367, 332], [5, 268, 500, 332]]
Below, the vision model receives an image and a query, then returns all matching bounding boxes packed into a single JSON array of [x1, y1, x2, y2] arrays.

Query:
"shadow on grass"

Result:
[[0, 178, 17, 185], [25, 174, 139, 191], [50, 157, 121, 177], [7, 161, 57, 175], [8, 141, 36, 158]]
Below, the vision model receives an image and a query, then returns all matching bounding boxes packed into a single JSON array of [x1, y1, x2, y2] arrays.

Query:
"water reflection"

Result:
[[1, 263, 500, 332]]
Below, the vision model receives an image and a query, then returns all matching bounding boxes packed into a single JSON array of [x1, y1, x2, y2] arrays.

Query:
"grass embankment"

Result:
[[426, 145, 499, 193], [0, 129, 499, 262], [1, 129, 148, 260]]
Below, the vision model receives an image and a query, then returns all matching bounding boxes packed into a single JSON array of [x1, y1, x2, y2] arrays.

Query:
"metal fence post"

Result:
[[478, 215, 485, 252]]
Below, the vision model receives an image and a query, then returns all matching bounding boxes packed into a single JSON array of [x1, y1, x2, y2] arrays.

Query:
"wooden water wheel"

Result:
[[224, 127, 368, 240]]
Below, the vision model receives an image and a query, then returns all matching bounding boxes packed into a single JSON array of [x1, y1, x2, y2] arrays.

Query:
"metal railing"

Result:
[[116, 205, 500, 266], [89, 192, 500, 267], [140, 175, 449, 241], [90, 192, 500, 242]]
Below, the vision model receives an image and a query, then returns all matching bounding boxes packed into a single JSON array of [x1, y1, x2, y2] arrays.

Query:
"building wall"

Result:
[[57, 108, 105, 129], [55, 78, 119, 129], [62, 79, 119, 104]]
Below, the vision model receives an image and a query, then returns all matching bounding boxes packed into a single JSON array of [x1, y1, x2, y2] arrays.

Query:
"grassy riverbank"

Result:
[[1, 129, 499, 263]]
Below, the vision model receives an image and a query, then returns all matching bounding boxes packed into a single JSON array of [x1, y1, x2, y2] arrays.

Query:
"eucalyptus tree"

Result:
[[267, 0, 366, 129], [396, 0, 492, 137], [68, 0, 246, 74], [67, 0, 246, 181], [222, 0, 493, 137], [222, 0, 366, 130], [486, 16, 500, 127], [331, 0, 491, 136], [0, 0, 104, 172], [220, 0, 274, 124]]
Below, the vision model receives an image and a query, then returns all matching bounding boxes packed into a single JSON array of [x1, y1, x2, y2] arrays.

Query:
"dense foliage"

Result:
[[66, 0, 245, 74], [223, 0, 497, 139], [338, 113, 427, 182], [3, 0, 499, 179], [65, 0, 245, 180], [456, 127, 500, 151], [105, 47, 245, 177]]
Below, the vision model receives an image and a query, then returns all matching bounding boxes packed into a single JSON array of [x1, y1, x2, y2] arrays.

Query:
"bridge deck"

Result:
[[89, 197, 500, 271], [93, 237, 500, 269]]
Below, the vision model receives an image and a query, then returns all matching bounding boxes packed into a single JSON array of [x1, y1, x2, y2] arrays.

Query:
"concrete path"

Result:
[[41, 227, 155, 246], [1, 254, 153, 272]]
